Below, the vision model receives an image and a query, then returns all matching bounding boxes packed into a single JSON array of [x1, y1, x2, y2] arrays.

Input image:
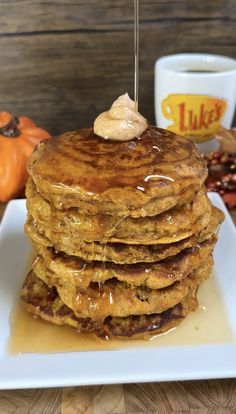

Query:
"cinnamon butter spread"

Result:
[[94, 93, 148, 141]]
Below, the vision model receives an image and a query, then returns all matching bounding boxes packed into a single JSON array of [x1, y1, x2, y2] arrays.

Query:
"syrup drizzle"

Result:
[[134, 0, 139, 110], [8, 274, 235, 354]]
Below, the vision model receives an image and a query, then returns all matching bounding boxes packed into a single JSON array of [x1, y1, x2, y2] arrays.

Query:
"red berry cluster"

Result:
[[204, 151, 236, 196]]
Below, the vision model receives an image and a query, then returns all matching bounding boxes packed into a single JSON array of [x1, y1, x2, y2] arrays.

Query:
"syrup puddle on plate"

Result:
[[8, 273, 234, 354]]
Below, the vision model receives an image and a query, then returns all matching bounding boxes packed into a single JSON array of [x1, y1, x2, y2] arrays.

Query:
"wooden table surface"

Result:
[[0, 202, 236, 414]]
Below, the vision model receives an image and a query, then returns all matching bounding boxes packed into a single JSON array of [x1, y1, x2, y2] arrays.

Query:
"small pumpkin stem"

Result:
[[0, 117, 20, 138]]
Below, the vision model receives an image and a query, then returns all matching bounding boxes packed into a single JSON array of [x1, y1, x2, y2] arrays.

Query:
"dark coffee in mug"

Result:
[[181, 70, 218, 73]]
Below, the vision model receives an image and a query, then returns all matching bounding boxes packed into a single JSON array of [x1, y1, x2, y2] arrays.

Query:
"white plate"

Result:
[[0, 194, 236, 390]]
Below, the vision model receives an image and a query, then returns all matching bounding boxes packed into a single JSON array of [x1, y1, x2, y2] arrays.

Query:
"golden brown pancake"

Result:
[[25, 207, 223, 264], [32, 237, 216, 290], [33, 257, 212, 320], [26, 179, 212, 244], [21, 270, 198, 339], [28, 127, 208, 217], [23, 122, 224, 339]]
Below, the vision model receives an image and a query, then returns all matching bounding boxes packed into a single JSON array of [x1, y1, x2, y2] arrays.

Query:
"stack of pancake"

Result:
[[22, 126, 224, 339]]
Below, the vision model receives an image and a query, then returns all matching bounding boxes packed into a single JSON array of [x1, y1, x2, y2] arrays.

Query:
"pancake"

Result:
[[25, 207, 223, 264], [21, 270, 198, 339], [26, 179, 212, 244], [22, 97, 225, 341], [33, 257, 212, 319], [28, 127, 208, 217], [32, 237, 216, 290]]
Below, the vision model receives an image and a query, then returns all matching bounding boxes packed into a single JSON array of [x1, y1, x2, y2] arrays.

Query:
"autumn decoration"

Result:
[[204, 127, 236, 209], [0, 112, 50, 202]]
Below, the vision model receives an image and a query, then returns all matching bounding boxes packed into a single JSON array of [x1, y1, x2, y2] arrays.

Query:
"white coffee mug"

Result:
[[155, 53, 236, 151]]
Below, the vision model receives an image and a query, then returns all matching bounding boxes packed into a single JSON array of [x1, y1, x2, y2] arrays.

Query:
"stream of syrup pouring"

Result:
[[134, 0, 139, 110]]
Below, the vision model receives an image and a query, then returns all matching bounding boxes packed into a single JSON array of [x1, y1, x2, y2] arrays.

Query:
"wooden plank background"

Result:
[[0, 0, 235, 135]]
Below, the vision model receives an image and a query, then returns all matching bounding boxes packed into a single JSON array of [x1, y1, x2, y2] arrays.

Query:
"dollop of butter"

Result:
[[94, 93, 148, 141]]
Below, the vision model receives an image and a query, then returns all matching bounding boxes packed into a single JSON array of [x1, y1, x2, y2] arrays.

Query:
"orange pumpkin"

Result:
[[0, 111, 51, 202]]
